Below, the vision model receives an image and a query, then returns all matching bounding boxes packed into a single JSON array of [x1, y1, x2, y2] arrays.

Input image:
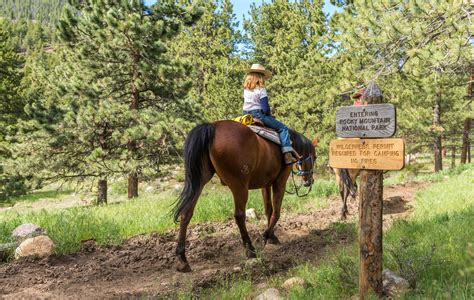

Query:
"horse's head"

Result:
[[293, 135, 317, 187]]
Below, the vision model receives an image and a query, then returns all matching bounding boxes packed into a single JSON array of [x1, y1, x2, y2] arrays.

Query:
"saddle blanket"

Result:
[[248, 125, 280, 145]]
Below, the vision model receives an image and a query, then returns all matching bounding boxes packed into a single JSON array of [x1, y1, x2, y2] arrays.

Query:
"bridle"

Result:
[[292, 155, 314, 176], [286, 154, 315, 197]]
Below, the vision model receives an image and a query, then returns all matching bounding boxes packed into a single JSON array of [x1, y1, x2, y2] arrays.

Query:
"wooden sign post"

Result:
[[358, 82, 384, 299], [329, 81, 403, 299]]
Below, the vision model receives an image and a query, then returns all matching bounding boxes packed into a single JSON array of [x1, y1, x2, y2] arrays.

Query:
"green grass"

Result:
[[185, 164, 474, 299], [0, 178, 338, 255], [384, 161, 472, 186], [0, 190, 72, 208], [384, 164, 474, 298]]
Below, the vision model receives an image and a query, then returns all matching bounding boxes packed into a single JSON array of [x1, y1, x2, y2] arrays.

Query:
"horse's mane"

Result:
[[289, 129, 314, 156]]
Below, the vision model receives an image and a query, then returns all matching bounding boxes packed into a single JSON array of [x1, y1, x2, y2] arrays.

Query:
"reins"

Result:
[[285, 155, 314, 197]]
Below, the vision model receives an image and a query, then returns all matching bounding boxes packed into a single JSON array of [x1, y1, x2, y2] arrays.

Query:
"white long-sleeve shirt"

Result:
[[243, 87, 268, 112]]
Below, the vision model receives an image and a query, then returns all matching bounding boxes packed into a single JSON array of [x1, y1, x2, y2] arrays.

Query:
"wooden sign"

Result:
[[336, 104, 396, 138], [329, 138, 404, 170]]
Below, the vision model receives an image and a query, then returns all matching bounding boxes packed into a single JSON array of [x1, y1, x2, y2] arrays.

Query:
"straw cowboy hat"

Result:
[[246, 63, 272, 79]]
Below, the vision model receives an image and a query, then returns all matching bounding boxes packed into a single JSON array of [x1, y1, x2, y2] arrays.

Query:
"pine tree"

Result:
[[0, 19, 26, 200], [55, 0, 202, 199], [0, 0, 66, 24], [8, 46, 80, 193], [171, 0, 244, 121], [0, 0, 67, 46]]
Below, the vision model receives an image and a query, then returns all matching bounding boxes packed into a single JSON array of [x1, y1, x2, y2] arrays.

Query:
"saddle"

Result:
[[248, 125, 281, 145], [233, 115, 281, 145]]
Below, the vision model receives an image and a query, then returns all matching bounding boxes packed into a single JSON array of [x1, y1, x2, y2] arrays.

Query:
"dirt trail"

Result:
[[0, 181, 428, 299]]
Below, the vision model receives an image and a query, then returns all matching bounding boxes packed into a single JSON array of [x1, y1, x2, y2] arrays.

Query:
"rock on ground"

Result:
[[232, 266, 242, 273], [174, 184, 184, 194], [244, 258, 261, 269], [383, 269, 409, 297], [281, 277, 305, 289], [255, 288, 281, 300], [15, 235, 55, 259], [144, 185, 155, 193], [12, 223, 46, 241], [246, 208, 258, 220]]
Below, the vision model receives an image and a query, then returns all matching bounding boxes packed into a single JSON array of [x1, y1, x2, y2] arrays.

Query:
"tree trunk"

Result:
[[128, 171, 139, 198], [451, 146, 456, 168], [127, 53, 140, 199], [359, 170, 384, 299], [467, 66, 473, 164], [468, 144, 471, 163], [127, 139, 139, 199], [97, 179, 107, 204], [433, 98, 442, 172], [434, 136, 442, 172], [461, 118, 471, 164]]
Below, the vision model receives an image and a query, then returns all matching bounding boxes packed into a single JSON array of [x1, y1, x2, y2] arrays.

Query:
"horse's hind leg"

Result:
[[176, 199, 199, 272], [176, 170, 213, 272], [231, 186, 256, 258]]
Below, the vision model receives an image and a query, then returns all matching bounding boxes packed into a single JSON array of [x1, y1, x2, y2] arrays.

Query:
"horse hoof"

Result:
[[267, 236, 280, 245], [176, 260, 192, 273]]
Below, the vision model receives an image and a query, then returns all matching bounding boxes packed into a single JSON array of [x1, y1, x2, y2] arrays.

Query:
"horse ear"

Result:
[[312, 137, 318, 146]]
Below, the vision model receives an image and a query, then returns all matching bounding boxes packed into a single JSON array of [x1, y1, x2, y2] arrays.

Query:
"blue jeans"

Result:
[[244, 109, 294, 153]]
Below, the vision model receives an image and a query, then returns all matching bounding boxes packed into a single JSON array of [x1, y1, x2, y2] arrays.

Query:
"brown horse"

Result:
[[333, 168, 360, 219], [172, 120, 316, 272]]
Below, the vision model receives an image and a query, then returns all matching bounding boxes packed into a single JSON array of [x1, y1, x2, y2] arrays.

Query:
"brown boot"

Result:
[[284, 152, 297, 164], [291, 150, 302, 161]]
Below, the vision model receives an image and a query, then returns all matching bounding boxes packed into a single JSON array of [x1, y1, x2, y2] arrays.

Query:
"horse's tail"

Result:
[[340, 168, 357, 198], [173, 123, 215, 222]]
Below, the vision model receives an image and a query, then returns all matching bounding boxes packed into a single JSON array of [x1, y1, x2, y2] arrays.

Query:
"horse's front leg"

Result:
[[262, 186, 279, 245], [339, 187, 347, 219], [341, 188, 349, 220], [263, 173, 289, 245], [231, 186, 256, 258], [262, 186, 272, 224]]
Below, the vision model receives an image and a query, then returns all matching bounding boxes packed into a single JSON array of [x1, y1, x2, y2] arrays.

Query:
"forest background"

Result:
[[0, 0, 472, 202]]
